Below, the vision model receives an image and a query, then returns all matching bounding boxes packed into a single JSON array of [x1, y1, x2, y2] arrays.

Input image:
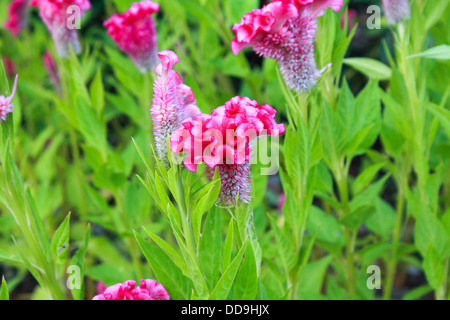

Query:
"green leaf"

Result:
[[199, 208, 223, 291], [352, 162, 386, 196], [407, 45, 450, 60], [192, 170, 221, 245], [402, 285, 433, 300], [344, 58, 392, 80], [307, 206, 344, 246], [50, 213, 71, 264], [89, 67, 105, 117], [0, 276, 9, 300], [135, 231, 193, 300], [233, 243, 258, 300], [222, 218, 234, 273], [366, 199, 396, 238], [415, 208, 450, 260], [298, 256, 333, 297], [425, 102, 450, 138], [141, 227, 188, 277], [210, 239, 248, 300], [423, 244, 446, 290]]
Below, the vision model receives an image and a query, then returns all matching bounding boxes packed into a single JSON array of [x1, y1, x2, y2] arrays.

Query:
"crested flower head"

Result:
[[92, 279, 170, 300], [151, 50, 201, 159], [29, 0, 91, 57], [232, 0, 343, 92], [4, 0, 28, 37], [170, 96, 285, 205], [104, 1, 160, 72], [0, 74, 19, 122], [382, 0, 410, 25]]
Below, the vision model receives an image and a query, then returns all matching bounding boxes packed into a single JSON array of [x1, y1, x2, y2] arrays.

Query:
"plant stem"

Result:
[[336, 160, 355, 296], [383, 184, 405, 300]]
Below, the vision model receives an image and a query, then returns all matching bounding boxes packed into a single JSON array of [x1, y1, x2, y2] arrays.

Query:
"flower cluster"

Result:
[[4, 0, 28, 37], [151, 50, 201, 159], [231, 0, 343, 92], [382, 0, 410, 25], [29, 0, 91, 57], [104, 1, 160, 72], [92, 279, 170, 300], [171, 96, 285, 205], [0, 74, 19, 122]]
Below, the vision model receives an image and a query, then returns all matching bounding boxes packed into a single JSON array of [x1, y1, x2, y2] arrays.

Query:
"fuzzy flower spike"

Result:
[[171, 96, 285, 206], [4, 0, 29, 37], [382, 0, 410, 25], [29, 0, 91, 58], [232, 0, 343, 92], [151, 50, 201, 159], [92, 279, 170, 300], [0, 74, 19, 122], [104, 1, 160, 72]]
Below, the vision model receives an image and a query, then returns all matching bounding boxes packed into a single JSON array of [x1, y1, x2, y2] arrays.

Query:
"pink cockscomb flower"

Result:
[[4, 0, 29, 37], [231, 0, 343, 92], [382, 0, 410, 25], [92, 279, 170, 300], [29, 0, 91, 57], [104, 1, 160, 72], [0, 74, 19, 122], [151, 50, 201, 159], [171, 96, 285, 206]]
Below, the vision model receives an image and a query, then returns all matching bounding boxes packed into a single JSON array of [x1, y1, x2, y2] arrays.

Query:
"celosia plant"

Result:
[[104, 0, 160, 72], [231, 0, 343, 92], [4, 0, 28, 37], [0, 0, 449, 304], [92, 279, 170, 300], [29, 0, 91, 57], [151, 50, 200, 159], [171, 96, 285, 205]]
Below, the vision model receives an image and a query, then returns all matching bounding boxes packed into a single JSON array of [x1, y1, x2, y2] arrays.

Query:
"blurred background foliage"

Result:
[[0, 0, 449, 300]]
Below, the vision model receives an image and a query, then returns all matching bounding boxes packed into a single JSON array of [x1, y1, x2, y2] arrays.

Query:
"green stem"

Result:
[[383, 185, 405, 300], [176, 166, 196, 257], [336, 160, 355, 296], [436, 259, 449, 300]]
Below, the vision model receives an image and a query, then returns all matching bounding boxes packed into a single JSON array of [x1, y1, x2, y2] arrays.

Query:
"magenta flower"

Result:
[[4, 0, 28, 37], [29, 0, 91, 57], [171, 96, 285, 206], [231, 0, 343, 92], [382, 0, 410, 25], [0, 74, 19, 122], [104, 1, 160, 72], [340, 8, 357, 31], [151, 50, 201, 159], [92, 279, 170, 300]]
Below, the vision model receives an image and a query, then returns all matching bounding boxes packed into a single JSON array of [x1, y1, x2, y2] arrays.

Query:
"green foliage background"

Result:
[[0, 0, 449, 300]]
